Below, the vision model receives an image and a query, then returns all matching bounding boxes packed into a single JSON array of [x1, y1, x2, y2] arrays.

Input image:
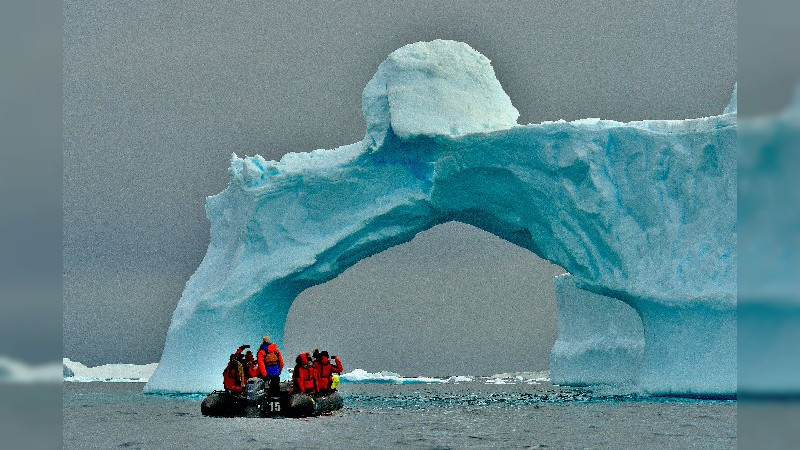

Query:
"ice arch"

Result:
[[145, 40, 736, 395]]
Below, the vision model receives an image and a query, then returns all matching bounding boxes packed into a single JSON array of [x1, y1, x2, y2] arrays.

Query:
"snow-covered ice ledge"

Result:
[[146, 40, 736, 395], [63, 358, 158, 383]]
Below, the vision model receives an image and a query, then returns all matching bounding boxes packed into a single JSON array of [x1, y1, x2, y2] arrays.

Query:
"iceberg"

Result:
[[146, 40, 736, 396]]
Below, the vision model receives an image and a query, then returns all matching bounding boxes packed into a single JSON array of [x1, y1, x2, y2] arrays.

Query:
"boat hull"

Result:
[[201, 379, 343, 418]]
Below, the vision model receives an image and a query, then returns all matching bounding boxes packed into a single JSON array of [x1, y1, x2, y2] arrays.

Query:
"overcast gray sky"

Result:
[[61, 0, 735, 374]]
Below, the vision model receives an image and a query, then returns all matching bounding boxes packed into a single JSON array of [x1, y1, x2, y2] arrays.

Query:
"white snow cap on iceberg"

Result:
[[362, 39, 520, 148]]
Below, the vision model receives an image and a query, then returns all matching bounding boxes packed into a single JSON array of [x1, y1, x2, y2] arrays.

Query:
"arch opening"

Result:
[[284, 221, 565, 377]]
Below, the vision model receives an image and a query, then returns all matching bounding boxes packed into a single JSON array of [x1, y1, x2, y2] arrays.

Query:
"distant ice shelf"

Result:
[[339, 369, 474, 385], [63, 358, 158, 383]]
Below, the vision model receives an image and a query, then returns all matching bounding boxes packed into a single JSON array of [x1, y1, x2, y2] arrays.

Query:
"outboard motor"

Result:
[[246, 377, 265, 401], [244, 378, 266, 417]]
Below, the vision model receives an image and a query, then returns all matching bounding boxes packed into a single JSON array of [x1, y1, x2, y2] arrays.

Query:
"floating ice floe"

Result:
[[339, 369, 473, 385], [485, 371, 551, 385]]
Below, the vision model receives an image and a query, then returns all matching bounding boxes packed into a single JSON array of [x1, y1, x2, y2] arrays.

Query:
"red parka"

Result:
[[313, 355, 343, 392], [235, 346, 259, 379], [244, 354, 259, 378], [291, 353, 317, 394], [222, 360, 244, 394]]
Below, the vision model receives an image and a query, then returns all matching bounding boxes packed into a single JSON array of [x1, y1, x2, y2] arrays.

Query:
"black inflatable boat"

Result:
[[201, 378, 343, 418]]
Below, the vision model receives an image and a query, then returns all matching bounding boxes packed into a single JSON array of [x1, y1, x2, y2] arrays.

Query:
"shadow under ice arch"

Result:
[[145, 40, 736, 395]]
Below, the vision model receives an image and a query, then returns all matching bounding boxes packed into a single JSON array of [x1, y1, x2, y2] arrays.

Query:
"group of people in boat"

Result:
[[292, 348, 343, 395], [222, 336, 343, 397]]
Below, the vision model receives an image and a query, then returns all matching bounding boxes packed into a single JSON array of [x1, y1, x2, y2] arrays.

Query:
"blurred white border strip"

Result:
[[0, 356, 61, 383]]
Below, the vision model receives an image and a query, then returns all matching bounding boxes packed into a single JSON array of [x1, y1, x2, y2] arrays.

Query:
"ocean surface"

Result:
[[63, 381, 736, 449]]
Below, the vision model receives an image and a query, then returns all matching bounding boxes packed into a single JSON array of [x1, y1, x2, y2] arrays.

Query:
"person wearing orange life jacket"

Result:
[[256, 336, 284, 396], [313, 350, 343, 394], [222, 354, 245, 395], [291, 353, 317, 395]]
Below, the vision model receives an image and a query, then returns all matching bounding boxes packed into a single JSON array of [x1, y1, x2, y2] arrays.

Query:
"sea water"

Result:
[[63, 381, 736, 448]]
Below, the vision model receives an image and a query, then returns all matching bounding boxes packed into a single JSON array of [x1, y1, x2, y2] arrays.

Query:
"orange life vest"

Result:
[[264, 352, 279, 367]]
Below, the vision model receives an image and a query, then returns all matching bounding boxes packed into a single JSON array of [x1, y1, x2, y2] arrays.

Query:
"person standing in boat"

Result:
[[256, 336, 284, 396], [313, 350, 343, 395]]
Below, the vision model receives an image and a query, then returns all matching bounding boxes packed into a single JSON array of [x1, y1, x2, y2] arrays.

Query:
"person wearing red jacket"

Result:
[[243, 351, 259, 379], [313, 350, 343, 394], [222, 354, 245, 395], [291, 353, 317, 395], [233, 344, 255, 378], [256, 336, 284, 396]]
